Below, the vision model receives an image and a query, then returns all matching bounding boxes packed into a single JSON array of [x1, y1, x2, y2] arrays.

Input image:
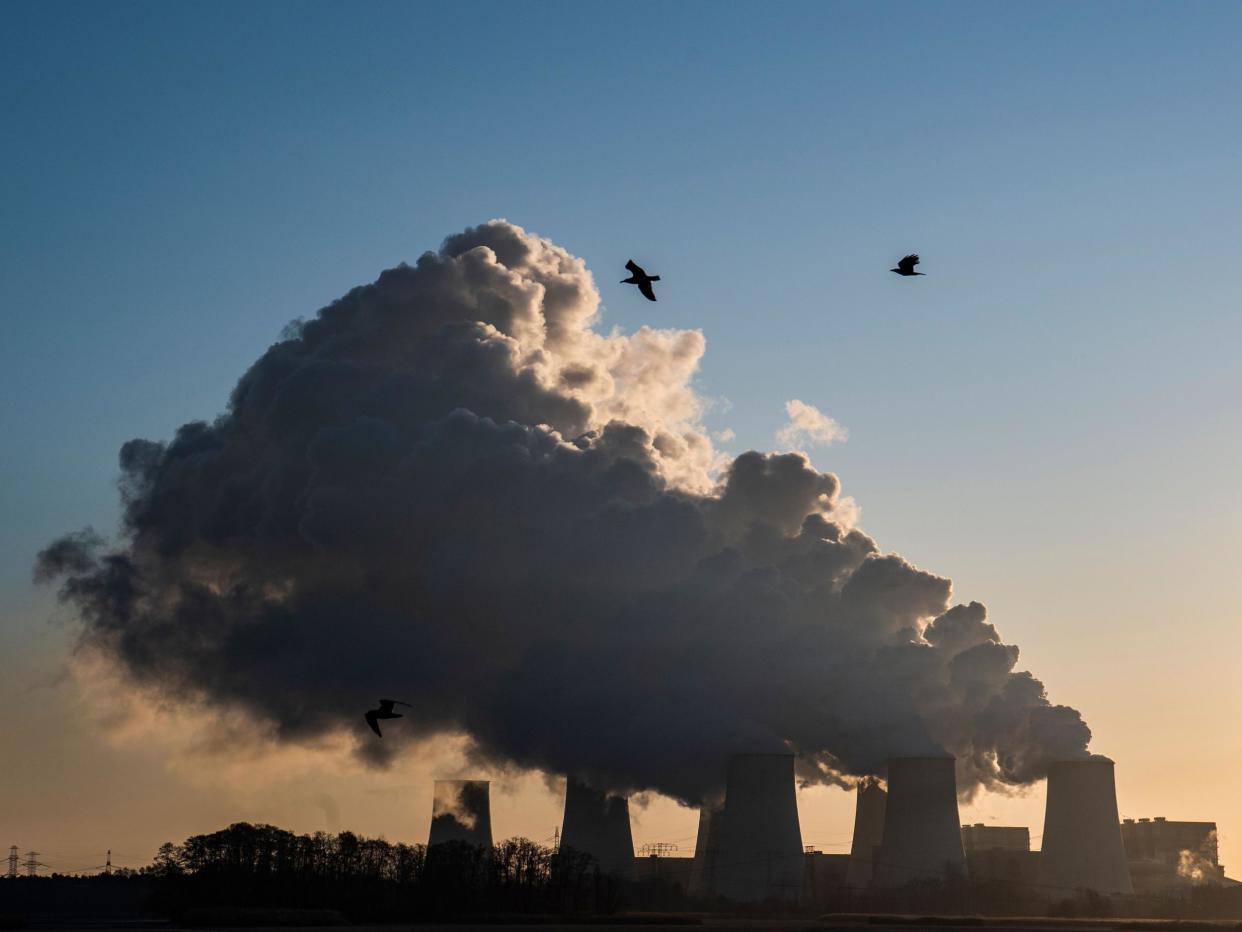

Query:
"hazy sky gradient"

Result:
[[3, 1, 1241, 874]]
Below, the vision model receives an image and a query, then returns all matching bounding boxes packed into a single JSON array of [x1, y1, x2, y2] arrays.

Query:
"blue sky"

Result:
[[3, 0, 1242, 868]]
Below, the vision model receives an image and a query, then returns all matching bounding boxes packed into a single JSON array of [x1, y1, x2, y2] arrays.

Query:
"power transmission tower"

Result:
[[23, 851, 41, 877], [6, 846, 17, 878], [639, 842, 679, 857], [105, 850, 112, 876]]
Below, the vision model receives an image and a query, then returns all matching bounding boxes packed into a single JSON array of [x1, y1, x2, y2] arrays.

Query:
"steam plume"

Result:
[[35, 220, 1090, 803]]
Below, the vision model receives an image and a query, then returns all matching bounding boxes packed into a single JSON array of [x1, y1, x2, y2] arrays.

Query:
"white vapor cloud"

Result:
[[36, 220, 1091, 805], [776, 399, 848, 450]]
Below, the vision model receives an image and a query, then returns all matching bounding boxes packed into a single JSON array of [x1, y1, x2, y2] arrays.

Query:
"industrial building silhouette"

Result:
[[421, 755, 1230, 903], [428, 780, 494, 849], [560, 779, 635, 878]]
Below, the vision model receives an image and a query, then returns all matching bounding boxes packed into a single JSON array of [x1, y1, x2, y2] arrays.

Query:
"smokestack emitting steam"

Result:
[[714, 753, 804, 902], [560, 779, 634, 876], [872, 757, 965, 887], [34, 219, 1094, 806], [1039, 758, 1133, 895], [846, 777, 886, 888], [428, 780, 493, 848]]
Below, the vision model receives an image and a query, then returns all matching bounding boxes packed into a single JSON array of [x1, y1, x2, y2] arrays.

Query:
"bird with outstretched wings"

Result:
[[622, 259, 660, 301], [890, 254, 925, 276], [364, 698, 412, 737]]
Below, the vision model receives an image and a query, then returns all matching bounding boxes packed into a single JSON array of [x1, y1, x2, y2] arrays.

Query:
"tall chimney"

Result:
[[560, 778, 634, 877], [1039, 759, 1133, 894], [714, 753, 804, 902], [872, 757, 965, 886], [846, 777, 887, 888], [428, 779, 493, 848], [689, 802, 723, 896]]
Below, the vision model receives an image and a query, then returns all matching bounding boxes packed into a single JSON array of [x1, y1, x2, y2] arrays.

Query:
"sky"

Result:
[[3, 0, 1242, 876]]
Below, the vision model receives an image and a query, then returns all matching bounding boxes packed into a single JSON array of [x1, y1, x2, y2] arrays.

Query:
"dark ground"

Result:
[[10, 916, 1242, 932]]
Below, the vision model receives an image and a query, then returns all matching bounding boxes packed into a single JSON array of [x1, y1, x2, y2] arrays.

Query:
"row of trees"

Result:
[[16, 822, 1242, 922], [144, 822, 631, 919]]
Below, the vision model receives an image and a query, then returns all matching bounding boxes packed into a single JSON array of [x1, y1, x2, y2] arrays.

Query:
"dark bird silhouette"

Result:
[[364, 698, 411, 737], [891, 254, 925, 276], [621, 259, 660, 301]]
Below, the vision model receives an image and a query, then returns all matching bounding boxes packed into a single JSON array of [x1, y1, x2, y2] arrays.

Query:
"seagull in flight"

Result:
[[364, 699, 411, 737], [890, 254, 925, 277], [621, 259, 660, 301]]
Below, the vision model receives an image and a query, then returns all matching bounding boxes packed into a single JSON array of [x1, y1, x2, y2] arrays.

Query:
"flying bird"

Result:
[[890, 254, 925, 276], [621, 259, 660, 301], [364, 698, 411, 737]]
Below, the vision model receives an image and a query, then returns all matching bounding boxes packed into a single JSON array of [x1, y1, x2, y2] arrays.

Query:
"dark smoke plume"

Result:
[[35, 221, 1090, 804]]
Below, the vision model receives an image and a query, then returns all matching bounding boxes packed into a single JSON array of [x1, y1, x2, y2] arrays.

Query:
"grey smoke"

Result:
[[35, 220, 1090, 804]]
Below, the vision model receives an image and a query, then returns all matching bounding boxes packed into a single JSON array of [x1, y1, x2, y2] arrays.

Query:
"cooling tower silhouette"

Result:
[[872, 757, 965, 886], [713, 753, 804, 902], [846, 777, 887, 887], [689, 802, 723, 896], [1039, 758, 1133, 895], [428, 779, 493, 848], [559, 778, 635, 877]]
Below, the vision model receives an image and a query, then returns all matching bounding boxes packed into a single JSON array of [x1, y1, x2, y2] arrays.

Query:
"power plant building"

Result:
[[1122, 817, 1224, 894], [418, 753, 1237, 905], [803, 850, 851, 905], [633, 850, 694, 885], [1039, 759, 1132, 895], [962, 823, 1038, 887], [1122, 817, 1219, 867], [961, 824, 1029, 852], [845, 778, 886, 888], [428, 779, 494, 849], [872, 757, 966, 887], [713, 753, 805, 902], [559, 778, 635, 877], [689, 803, 723, 896]]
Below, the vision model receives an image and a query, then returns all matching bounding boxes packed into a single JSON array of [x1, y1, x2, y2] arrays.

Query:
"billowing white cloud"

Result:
[[776, 399, 848, 450]]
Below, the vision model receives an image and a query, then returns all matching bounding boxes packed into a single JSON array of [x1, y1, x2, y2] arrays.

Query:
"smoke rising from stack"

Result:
[[1177, 833, 1220, 886], [429, 780, 493, 848], [35, 220, 1091, 804], [560, 779, 634, 877]]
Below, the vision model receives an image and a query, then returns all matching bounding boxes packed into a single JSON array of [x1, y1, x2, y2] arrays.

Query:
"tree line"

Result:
[[142, 822, 634, 920]]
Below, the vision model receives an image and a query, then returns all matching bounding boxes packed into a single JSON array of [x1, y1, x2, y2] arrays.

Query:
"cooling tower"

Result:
[[872, 757, 965, 887], [428, 779, 493, 848], [689, 802, 723, 896], [845, 777, 887, 888], [560, 778, 635, 877], [713, 753, 804, 903], [1039, 758, 1133, 895]]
